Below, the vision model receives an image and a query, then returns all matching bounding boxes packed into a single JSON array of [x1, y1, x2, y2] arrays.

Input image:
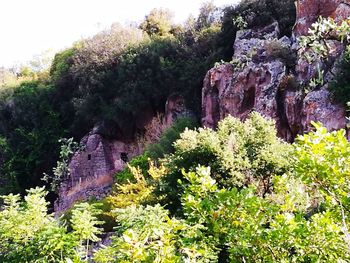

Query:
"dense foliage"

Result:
[[0, 187, 102, 262], [2, 114, 350, 262], [0, 4, 221, 193], [4, 1, 350, 262], [94, 115, 350, 262], [0, 81, 64, 194], [157, 113, 292, 213]]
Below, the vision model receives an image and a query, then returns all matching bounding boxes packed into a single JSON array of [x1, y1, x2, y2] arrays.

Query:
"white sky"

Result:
[[0, 0, 239, 68]]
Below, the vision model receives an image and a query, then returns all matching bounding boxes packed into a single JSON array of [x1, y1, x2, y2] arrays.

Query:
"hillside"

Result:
[[1, 0, 350, 262]]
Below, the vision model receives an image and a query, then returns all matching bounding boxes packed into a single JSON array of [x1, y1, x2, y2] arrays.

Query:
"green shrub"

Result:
[[180, 166, 350, 262], [0, 81, 65, 193], [294, 122, 350, 214], [103, 161, 168, 232], [94, 204, 217, 263], [114, 152, 150, 183], [265, 40, 296, 69], [157, 112, 293, 213], [146, 117, 197, 160], [0, 187, 103, 262]]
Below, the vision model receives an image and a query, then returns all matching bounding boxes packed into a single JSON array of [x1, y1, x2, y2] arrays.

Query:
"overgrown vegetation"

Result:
[[217, 0, 296, 60], [6, 1, 350, 262], [157, 113, 292, 213], [299, 17, 350, 100], [0, 187, 102, 262], [0, 81, 64, 194], [3, 114, 350, 262]]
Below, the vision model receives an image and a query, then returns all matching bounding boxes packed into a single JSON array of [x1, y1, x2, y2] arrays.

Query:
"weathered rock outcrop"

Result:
[[54, 135, 143, 212], [301, 86, 347, 132], [55, 95, 190, 212], [293, 0, 350, 37], [202, 0, 349, 142], [203, 22, 296, 140]]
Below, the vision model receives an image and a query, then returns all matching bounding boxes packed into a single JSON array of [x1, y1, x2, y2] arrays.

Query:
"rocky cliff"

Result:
[[55, 95, 189, 212], [202, 0, 350, 142]]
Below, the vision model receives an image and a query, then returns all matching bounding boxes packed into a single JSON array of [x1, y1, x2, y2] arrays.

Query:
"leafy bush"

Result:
[[181, 166, 349, 262], [94, 204, 217, 263], [0, 187, 103, 262], [101, 161, 167, 231], [298, 17, 350, 95], [294, 122, 350, 235], [158, 112, 292, 213], [115, 152, 150, 183], [146, 117, 197, 160], [43, 138, 80, 192], [265, 40, 296, 69], [108, 161, 166, 211]]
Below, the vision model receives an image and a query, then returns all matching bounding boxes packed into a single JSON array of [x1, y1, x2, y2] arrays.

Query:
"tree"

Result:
[[0, 187, 78, 262], [294, 122, 350, 249], [0, 67, 16, 87], [140, 8, 173, 36], [196, 1, 221, 30], [29, 49, 56, 73], [71, 202, 103, 260]]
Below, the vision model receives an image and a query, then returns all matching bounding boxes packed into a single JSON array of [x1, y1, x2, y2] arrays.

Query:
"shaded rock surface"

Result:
[[55, 95, 190, 213], [301, 86, 347, 132], [202, 0, 348, 142], [54, 134, 143, 212]]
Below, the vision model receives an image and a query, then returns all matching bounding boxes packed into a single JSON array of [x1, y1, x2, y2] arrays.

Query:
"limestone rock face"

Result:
[[202, 22, 296, 140], [293, 0, 350, 37], [301, 87, 347, 132], [202, 0, 349, 142]]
